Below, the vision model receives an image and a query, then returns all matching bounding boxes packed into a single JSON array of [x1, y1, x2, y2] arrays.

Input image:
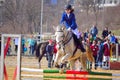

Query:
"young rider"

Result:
[[60, 4, 85, 52]]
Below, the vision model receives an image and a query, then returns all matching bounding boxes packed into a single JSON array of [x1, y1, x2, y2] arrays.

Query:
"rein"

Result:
[[63, 31, 73, 45], [56, 30, 77, 56]]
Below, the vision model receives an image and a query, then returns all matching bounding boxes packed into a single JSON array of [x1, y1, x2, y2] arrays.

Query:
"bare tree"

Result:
[[92, 0, 101, 25], [79, 0, 101, 26], [4, 0, 17, 32], [25, 0, 41, 33]]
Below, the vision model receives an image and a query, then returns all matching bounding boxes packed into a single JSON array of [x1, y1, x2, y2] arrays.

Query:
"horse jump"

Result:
[[21, 67, 119, 80]]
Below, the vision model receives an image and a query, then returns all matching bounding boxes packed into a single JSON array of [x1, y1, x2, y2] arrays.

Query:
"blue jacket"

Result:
[[90, 26, 98, 37], [60, 12, 77, 30], [46, 44, 53, 56], [110, 35, 116, 44]]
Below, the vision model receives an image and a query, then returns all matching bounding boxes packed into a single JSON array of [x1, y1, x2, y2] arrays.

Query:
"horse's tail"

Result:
[[86, 45, 94, 62], [35, 43, 42, 58]]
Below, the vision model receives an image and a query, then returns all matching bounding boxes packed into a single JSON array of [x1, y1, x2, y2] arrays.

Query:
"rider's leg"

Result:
[[72, 28, 86, 52], [72, 28, 81, 39]]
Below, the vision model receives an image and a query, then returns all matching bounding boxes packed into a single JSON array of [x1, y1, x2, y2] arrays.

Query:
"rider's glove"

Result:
[[67, 27, 71, 31]]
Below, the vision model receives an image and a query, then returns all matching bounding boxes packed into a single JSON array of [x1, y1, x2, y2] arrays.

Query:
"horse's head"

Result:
[[55, 25, 67, 43], [55, 25, 72, 51]]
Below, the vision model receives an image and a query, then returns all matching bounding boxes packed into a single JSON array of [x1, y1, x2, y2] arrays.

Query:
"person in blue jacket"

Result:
[[60, 4, 85, 52]]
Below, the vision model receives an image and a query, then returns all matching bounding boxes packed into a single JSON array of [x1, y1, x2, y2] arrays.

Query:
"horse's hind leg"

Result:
[[38, 51, 45, 68], [69, 60, 77, 77], [80, 54, 87, 71], [69, 59, 76, 70]]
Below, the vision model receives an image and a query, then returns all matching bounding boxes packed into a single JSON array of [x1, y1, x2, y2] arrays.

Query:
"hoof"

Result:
[[55, 65, 60, 68], [59, 69, 64, 74], [55, 63, 60, 68]]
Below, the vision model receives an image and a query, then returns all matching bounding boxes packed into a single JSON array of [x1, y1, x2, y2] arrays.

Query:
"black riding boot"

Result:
[[60, 63, 66, 69], [78, 38, 86, 52]]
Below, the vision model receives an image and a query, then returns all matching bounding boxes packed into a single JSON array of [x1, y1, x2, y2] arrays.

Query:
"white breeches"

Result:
[[72, 28, 81, 39]]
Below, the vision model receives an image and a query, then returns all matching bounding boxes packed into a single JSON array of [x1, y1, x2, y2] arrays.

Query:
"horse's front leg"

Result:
[[59, 53, 72, 73], [54, 50, 62, 68]]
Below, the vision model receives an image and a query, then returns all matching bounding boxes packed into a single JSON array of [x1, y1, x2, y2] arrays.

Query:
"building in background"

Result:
[[99, 0, 120, 7]]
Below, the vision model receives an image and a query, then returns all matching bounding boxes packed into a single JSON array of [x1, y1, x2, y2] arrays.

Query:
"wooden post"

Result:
[[0, 34, 21, 80], [116, 44, 119, 61], [17, 35, 21, 80], [1, 34, 5, 80]]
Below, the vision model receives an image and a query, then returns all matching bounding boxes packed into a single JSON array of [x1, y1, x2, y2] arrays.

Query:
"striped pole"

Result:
[[21, 75, 87, 80], [21, 68, 112, 76], [21, 68, 88, 74], [44, 76, 88, 80], [21, 75, 112, 80], [3, 37, 11, 80], [21, 68, 120, 79]]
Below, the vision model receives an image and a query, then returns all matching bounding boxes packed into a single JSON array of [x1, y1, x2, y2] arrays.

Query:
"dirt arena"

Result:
[[0, 55, 120, 80]]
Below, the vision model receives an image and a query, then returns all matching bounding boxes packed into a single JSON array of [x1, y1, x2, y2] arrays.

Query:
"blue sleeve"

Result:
[[60, 12, 70, 29], [60, 13, 65, 25], [70, 14, 77, 29]]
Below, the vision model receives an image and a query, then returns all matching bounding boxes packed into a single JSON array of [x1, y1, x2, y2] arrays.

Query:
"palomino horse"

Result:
[[54, 25, 94, 71]]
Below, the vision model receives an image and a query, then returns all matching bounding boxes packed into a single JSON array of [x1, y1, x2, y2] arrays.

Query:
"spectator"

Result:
[[102, 27, 109, 39], [97, 41, 104, 68], [52, 40, 57, 67], [109, 33, 116, 44], [103, 39, 110, 68], [46, 39, 54, 68], [107, 31, 112, 39], [14, 38, 19, 53], [7, 45, 11, 56], [27, 35, 36, 55], [84, 29, 89, 41], [90, 40, 99, 69], [90, 25, 98, 39], [86, 33, 94, 45], [115, 38, 119, 44], [22, 36, 26, 54], [23, 45, 27, 53]]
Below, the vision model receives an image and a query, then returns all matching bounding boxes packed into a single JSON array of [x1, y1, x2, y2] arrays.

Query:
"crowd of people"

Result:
[[44, 25, 119, 69], [82, 26, 119, 69], [1, 35, 37, 56]]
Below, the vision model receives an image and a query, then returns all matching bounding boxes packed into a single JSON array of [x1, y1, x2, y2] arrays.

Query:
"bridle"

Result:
[[56, 29, 73, 52]]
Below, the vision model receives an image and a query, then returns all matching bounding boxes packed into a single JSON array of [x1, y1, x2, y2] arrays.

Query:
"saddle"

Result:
[[72, 34, 86, 55]]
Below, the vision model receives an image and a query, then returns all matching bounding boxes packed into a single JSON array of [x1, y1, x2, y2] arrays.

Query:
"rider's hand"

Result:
[[67, 27, 71, 31]]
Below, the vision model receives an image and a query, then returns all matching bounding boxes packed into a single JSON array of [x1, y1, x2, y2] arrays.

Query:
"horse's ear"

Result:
[[62, 26, 65, 31]]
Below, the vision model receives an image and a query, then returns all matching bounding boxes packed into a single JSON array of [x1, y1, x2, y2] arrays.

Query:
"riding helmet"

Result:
[[65, 4, 72, 10]]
